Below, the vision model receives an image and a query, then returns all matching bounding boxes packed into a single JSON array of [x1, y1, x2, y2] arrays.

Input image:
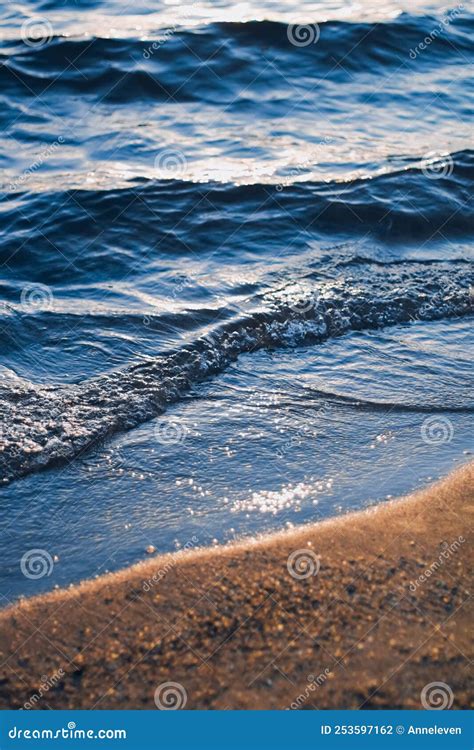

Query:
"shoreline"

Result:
[[0, 463, 472, 709]]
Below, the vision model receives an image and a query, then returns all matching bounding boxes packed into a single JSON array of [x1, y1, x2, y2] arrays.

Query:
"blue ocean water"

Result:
[[0, 0, 472, 601]]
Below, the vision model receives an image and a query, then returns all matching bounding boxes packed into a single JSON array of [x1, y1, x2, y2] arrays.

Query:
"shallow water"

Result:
[[0, 0, 472, 601]]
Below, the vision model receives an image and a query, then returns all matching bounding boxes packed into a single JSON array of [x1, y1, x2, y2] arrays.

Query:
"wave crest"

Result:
[[0, 265, 471, 482]]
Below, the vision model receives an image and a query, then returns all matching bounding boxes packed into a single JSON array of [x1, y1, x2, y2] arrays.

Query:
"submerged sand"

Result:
[[0, 463, 472, 709]]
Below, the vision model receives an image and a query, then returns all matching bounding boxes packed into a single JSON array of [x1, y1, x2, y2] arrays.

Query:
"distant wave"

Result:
[[2, 150, 473, 284], [0, 264, 471, 482], [1, 5, 473, 486], [2, 14, 472, 101]]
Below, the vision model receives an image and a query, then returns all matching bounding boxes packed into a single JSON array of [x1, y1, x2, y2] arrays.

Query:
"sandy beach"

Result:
[[0, 463, 472, 710], [1, 0, 472, 724]]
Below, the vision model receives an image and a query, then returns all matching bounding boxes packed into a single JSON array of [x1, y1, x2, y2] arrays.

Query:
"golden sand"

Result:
[[0, 463, 472, 709]]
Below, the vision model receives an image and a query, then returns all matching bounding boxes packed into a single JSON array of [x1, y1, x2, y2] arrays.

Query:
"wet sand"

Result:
[[0, 463, 472, 710]]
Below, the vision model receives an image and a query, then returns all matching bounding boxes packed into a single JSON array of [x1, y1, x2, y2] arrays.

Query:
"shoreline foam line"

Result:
[[1, 265, 472, 483]]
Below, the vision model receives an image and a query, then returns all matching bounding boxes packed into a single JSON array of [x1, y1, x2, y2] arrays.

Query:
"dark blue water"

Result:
[[0, 0, 473, 602]]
